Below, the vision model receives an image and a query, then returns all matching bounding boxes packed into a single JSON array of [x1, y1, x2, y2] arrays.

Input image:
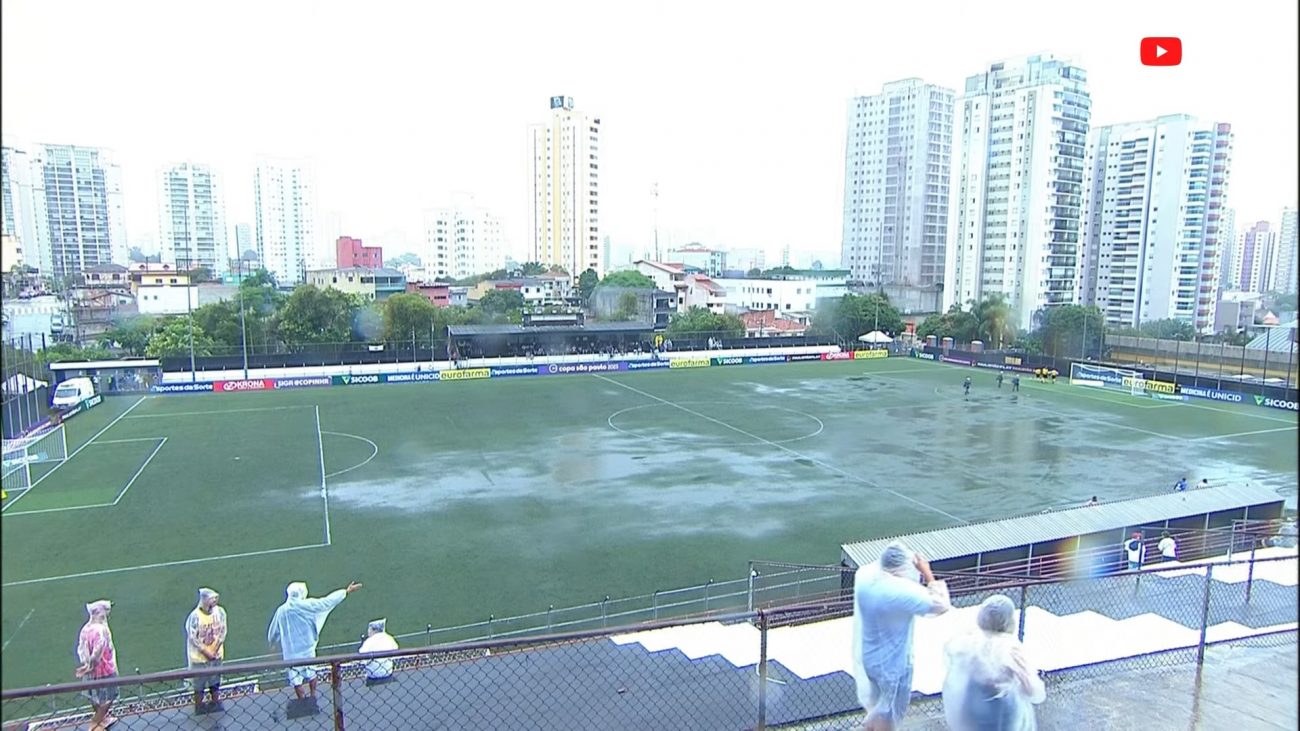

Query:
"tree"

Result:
[[598, 270, 656, 289], [145, 318, 216, 358], [746, 268, 762, 277], [760, 265, 799, 278], [516, 262, 547, 276], [547, 264, 569, 276], [37, 342, 113, 369], [577, 268, 599, 302], [98, 315, 159, 355], [613, 291, 641, 320], [276, 285, 361, 346], [970, 294, 1017, 349], [915, 304, 980, 344], [666, 307, 745, 337], [382, 293, 438, 343], [810, 293, 904, 341], [477, 288, 525, 315], [1036, 305, 1104, 358], [187, 266, 213, 283], [1137, 318, 1197, 341], [389, 252, 422, 267]]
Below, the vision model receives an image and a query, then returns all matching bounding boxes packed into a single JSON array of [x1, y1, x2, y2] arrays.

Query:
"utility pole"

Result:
[[238, 257, 249, 379], [652, 182, 660, 261]]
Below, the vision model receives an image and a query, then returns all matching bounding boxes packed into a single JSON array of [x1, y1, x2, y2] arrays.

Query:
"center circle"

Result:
[[607, 401, 824, 446]]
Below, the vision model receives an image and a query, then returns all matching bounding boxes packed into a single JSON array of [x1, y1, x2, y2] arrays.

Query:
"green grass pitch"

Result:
[[2, 357, 1296, 687]]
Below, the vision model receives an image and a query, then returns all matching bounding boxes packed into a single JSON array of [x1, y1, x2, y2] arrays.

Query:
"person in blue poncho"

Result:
[[268, 581, 363, 699]]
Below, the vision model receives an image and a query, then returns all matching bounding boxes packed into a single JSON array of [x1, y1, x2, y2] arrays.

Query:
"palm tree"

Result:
[[971, 294, 1016, 350]]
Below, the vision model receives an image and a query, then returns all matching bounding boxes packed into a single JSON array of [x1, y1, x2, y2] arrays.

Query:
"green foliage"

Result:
[[144, 319, 216, 358], [1137, 318, 1197, 341], [516, 262, 547, 276], [276, 285, 361, 346], [187, 266, 213, 284], [613, 291, 641, 320], [453, 269, 508, 286], [389, 252, 422, 267], [98, 316, 159, 355], [598, 270, 656, 289], [810, 293, 904, 340], [970, 294, 1017, 349], [477, 288, 526, 315], [1035, 305, 1104, 358], [916, 304, 979, 343], [36, 342, 113, 369], [666, 307, 745, 337], [382, 293, 439, 343], [1271, 292, 1298, 312], [577, 268, 600, 302], [746, 268, 762, 277], [759, 266, 799, 278]]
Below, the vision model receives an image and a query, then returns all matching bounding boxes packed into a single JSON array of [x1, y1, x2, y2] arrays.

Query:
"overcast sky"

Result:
[[3, 0, 1296, 265]]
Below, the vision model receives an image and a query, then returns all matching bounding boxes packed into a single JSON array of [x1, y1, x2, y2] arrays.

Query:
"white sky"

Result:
[[3, 0, 1296, 265]]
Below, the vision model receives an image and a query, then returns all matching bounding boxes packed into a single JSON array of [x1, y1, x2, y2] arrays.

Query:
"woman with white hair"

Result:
[[75, 600, 118, 731], [942, 594, 1046, 731]]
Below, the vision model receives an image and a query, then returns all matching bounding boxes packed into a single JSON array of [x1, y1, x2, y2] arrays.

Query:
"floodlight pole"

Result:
[[184, 219, 197, 382], [239, 258, 249, 379]]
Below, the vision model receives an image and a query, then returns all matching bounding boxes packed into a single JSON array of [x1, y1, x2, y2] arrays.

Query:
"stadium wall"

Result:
[[913, 347, 1299, 411], [147, 347, 890, 395]]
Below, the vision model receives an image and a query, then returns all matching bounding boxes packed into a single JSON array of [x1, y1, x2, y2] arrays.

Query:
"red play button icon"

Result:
[[1141, 37, 1182, 66]]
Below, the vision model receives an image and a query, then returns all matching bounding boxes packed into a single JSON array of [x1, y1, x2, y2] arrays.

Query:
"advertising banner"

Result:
[[1253, 395, 1300, 411], [215, 379, 274, 393], [150, 382, 215, 393], [747, 354, 790, 365], [1179, 385, 1244, 403], [853, 350, 889, 360], [627, 360, 671, 371], [940, 356, 971, 366], [490, 365, 545, 378], [439, 368, 491, 381], [1121, 376, 1177, 395], [911, 351, 937, 361], [332, 374, 382, 386], [712, 356, 745, 366], [822, 352, 854, 361], [541, 362, 629, 375], [273, 376, 334, 389], [789, 353, 823, 362], [55, 393, 105, 421], [383, 372, 441, 384], [669, 358, 711, 369]]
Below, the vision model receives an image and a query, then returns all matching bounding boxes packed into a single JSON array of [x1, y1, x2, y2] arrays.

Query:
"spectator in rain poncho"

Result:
[[359, 618, 399, 681], [942, 594, 1046, 731], [75, 600, 119, 731], [267, 581, 363, 698], [851, 542, 951, 731]]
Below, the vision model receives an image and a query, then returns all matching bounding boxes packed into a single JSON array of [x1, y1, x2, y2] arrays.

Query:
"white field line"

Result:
[[321, 431, 379, 479], [93, 437, 170, 445], [1, 396, 147, 513], [1, 543, 328, 588], [1194, 425, 1300, 441], [0, 608, 35, 652], [593, 374, 968, 524], [315, 405, 331, 546], [1015, 401, 1184, 440], [3, 438, 168, 517], [124, 405, 315, 419]]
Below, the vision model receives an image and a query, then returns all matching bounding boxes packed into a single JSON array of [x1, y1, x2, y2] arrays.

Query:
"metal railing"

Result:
[[4, 550, 1294, 730]]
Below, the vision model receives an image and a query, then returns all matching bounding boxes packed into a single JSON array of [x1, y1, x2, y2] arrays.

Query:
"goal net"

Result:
[[2, 424, 68, 496], [1069, 363, 1142, 393]]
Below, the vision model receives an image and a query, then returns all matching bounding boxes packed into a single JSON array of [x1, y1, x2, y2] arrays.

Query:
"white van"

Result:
[[52, 377, 95, 409]]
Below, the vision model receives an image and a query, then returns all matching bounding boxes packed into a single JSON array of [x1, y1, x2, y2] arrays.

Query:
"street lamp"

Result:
[[238, 257, 249, 379], [183, 212, 197, 382]]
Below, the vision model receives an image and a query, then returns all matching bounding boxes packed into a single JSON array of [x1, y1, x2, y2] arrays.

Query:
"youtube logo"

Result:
[[1141, 37, 1182, 66]]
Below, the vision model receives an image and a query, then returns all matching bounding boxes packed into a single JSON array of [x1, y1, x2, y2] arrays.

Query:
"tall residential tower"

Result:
[[529, 96, 602, 277], [253, 159, 317, 285], [1082, 116, 1233, 331], [946, 54, 1091, 329], [159, 163, 227, 275], [841, 79, 954, 288]]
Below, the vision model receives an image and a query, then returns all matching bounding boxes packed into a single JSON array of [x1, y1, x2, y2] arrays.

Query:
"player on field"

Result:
[[963, 377, 972, 397], [996, 372, 1004, 389]]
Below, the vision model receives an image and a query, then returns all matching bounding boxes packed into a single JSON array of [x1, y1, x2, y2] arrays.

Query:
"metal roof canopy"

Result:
[[841, 483, 1286, 569], [448, 322, 653, 337]]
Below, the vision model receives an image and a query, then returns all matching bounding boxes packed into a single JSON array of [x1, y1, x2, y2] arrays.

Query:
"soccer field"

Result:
[[2, 357, 1296, 688]]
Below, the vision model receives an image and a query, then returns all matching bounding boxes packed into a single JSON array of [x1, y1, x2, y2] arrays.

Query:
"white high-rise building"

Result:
[[253, 159, 317, 285], [1082, 116, 1233, 331], [1275, 208, 1297, 294], [841, 79, 954, 287], [422, 195, 504, 280], [159, 163, 227, 276], [1218, 207, 1238, 291], [234, 223, 254, 259], [946, 54, 1091, 329], [1231, 221, 1278, 293], [529, 95, 602, 277], [2, 143, 126, 277]]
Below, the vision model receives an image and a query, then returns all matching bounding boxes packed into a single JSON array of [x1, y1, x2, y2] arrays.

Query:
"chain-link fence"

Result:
[[4, 550, 1293, 730]]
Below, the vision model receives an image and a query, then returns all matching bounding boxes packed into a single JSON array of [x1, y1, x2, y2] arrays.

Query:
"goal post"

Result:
[[2, 424, 69, 496], [1069, 363, 1142, 392]]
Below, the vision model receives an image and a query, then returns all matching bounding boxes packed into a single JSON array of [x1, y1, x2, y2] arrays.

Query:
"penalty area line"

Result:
[[2, 543, 327, 588]]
